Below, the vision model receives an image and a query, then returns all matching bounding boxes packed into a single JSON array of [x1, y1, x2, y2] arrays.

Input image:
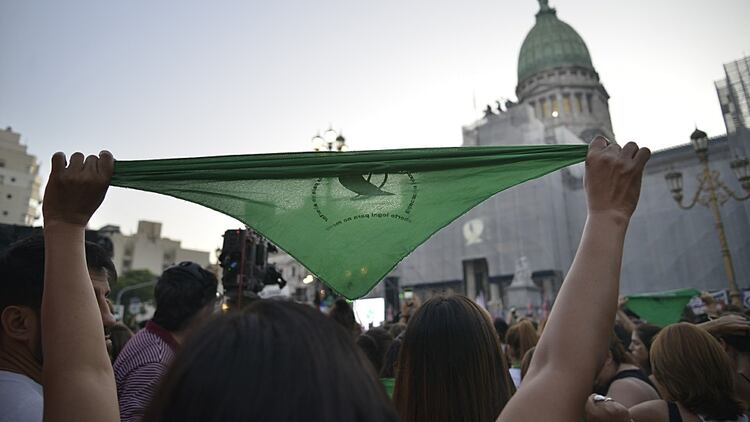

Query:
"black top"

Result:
[[667, 401, 682, 422], [605, 368, 657, 394]]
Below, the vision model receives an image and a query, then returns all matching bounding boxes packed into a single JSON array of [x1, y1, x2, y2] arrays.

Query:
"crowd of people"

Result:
[[1, 138, 749, 421]]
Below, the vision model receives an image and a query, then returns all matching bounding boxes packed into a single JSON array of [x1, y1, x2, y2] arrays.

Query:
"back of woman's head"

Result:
[[144, 300, 397, 422], [506, 320, 539, 362], [329, 297, 361, 338], [393, 295, 514, 422], [651, 323, 746, 420], [359, 327, 393, 374]]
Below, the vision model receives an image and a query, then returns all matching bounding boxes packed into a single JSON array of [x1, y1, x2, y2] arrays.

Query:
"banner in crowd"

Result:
[[111, 145, 587, 299], [626, 288, 701, 326]]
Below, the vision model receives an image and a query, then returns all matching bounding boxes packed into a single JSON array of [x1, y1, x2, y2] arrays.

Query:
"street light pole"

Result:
[[665, 129, 750, 305]]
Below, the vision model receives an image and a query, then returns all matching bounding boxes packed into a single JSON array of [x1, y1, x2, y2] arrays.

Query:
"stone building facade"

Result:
[[390, 1, 750, 315]]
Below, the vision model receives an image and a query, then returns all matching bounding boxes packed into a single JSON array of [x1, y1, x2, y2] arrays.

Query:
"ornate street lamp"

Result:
[[312, 126, 348, 152], [665, 128, 750, 304]]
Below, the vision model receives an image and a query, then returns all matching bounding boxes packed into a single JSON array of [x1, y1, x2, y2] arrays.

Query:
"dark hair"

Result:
[[357, 334, 380, 372], [609, 332, 634, 365], [614, 322, 632, 349], [388, 322, 406, 339], [494, 317, 509, 343], [635, 324, 662, 351], [0, 235, 116, 314], [109, 322, 134, 362], [144, 300, 397, 422], [357, 327, 393, 374], [328, 298, 361, 338], [151, 262, 218, 332], [380, 337, 402, 378], [393, 295, 514, 422], [651, 323, 746, 420]]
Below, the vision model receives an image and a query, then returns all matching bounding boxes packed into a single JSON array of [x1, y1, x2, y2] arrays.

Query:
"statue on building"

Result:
[[511, 256, 534, 287], [484, 105, 495, 117]]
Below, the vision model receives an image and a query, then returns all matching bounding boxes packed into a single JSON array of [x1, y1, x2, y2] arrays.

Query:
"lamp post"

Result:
[[312, 126, 347, 152], [664, 128, 750, 305], [308, 126, 347, 307]]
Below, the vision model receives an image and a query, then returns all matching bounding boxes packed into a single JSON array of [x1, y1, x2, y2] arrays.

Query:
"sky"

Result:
[[2, 0, 749, 256]]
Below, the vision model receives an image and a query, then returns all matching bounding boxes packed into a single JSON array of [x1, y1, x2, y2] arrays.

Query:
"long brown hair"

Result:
[[393, 295, 514, 422], [506, 320, 539, 364], [651, 323, 746, 420], [144, 300, 397, 422]]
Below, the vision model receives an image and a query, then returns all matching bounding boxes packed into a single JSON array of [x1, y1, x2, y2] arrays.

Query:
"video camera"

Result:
[[218, 229, 286, 295]]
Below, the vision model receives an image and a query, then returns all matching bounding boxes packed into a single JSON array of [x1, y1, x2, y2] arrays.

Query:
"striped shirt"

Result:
[[113, 321, 178, 422]]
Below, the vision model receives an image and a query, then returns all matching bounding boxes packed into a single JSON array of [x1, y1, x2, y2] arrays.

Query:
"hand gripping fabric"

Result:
[[111, 145, 587, 299]]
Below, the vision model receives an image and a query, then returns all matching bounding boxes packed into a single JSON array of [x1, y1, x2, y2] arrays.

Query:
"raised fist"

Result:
[[43, 151, 114, 227]]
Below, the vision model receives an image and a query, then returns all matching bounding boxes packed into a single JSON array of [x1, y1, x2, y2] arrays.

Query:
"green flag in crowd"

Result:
[[626, 288, 701, 327], [111, 145, 587, 299]]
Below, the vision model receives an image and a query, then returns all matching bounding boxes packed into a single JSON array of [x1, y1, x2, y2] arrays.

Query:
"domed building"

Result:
[[516, 0, 614, 142], [390, 1, 750, 317]]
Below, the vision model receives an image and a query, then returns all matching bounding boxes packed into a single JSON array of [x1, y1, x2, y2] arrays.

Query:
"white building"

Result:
[[100, 220, 211, 275], [0, 127, 41, 226]]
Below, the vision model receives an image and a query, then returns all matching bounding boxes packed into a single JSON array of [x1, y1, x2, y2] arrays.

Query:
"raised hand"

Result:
[[584, 395, 631, 422], [42, 151, 114, 227], [700, 314, 750, 337], [585, 137, 651, 223]]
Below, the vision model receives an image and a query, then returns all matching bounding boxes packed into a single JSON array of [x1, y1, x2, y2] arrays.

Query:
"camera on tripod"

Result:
[[218, 229, 286, 299]]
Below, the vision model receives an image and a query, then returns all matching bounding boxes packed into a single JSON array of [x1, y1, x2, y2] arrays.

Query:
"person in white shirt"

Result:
[[0, 235, 118, 422]]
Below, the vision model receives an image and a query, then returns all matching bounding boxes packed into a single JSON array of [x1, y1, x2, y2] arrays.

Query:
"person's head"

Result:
[[629, 324, 661, 375], [651, 323, 746, 420], [387, 321, 407, 339], [613, 322, 631, 350], [151, 262, 218, 335], [85, 239, 119, 345], [594, 332, 635, 391], [520, 346, 536, 380], [0, 235, 117, 364], [328, 298, 361, 338], [393, 295, 514, 422], [506, 319, 539, 364], [144, 300, 397, 422], [494, 317, 509, 344], [380, 336, 402, 378], [109, 322, 134, 362], [360, 327, 393, 374]]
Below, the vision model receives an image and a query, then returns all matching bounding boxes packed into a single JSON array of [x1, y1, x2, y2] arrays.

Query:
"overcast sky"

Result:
[[2, 0, 749, 255]]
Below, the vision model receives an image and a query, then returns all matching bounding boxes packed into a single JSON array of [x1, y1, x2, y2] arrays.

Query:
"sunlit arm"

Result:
[[497, 213, 628, 421], [42, 222, 119, 422]]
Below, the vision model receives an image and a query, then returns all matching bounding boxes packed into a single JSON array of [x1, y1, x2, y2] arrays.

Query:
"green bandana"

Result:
[[111, 145, 587, 299]]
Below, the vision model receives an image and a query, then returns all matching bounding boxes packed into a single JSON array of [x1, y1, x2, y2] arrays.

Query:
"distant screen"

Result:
[[353, 297, 385, 328]]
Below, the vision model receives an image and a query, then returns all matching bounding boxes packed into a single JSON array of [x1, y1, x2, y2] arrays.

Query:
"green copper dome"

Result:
[[517, 2, 594, 83]]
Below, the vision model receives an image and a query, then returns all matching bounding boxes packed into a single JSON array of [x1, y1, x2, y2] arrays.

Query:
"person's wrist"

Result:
[[586, 209, 631, 227], [44, 219, 88, 232]]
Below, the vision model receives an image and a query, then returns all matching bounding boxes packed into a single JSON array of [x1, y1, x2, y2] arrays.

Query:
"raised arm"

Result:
[[498, 138, 650, 421], [42, 151, 119, 422]]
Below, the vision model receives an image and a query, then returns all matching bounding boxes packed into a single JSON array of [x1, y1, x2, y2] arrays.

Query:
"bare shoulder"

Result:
[[629, 400, 668, 422], [608, 378, 660, 408]]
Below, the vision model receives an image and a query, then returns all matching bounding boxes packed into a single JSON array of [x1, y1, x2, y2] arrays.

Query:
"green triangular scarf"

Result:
[[111, 145, 587, 299]]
